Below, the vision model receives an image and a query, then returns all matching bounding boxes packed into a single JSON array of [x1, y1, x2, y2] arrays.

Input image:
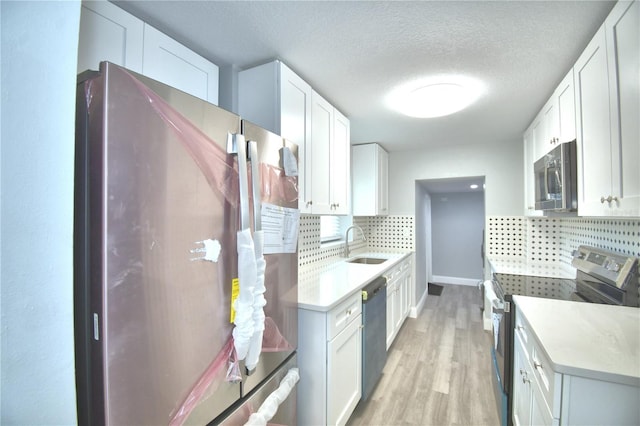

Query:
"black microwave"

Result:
[[534, 140, 577, 211]]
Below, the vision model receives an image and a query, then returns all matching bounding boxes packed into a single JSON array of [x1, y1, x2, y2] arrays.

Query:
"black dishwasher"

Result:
[[361, 276, 387, 401]]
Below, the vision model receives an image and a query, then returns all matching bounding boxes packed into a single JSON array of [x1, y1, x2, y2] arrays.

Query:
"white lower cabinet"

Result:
[[327, 317, 362, 425], [385, 255, 413, 350], [513, 334, 533, 426], [513, 306, 640, 426], [298, 292, 362, 425]]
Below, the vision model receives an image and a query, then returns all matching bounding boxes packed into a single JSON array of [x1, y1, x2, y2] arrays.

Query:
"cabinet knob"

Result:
[[306, 200, 313, 207], [522, 375, 531, 384], [600, 195, 619, 204], [534, 361, 542, 370]]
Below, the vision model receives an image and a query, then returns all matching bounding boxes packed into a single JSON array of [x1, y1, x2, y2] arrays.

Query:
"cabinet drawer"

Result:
[[327, 292, 362, 340], [531, 342, 562, 418], [384, 264, 401, 282], [515, 310, 532, 353]]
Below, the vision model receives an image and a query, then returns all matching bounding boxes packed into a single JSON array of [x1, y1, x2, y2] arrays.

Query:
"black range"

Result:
[[489, 245, 639, 426]]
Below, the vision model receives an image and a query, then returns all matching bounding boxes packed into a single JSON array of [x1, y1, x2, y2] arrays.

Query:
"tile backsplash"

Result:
[[487, 216, 640, 270], [298, 215, 415, 268], [299, 214, 638, 274]]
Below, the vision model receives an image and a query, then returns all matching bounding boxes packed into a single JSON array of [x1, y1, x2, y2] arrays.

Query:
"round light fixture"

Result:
[[388, 76, 484, 118], [470, 184, 479, 189]]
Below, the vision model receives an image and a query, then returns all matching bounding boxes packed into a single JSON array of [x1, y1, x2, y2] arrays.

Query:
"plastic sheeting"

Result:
[[83, 64, 297, 426], [169, 337, 241, 426], [244, 368, 300, 426]]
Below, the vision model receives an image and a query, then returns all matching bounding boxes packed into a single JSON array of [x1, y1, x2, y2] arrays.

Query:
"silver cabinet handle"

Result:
[[534, 361, 542, 370], [522, 375, 531, 384]]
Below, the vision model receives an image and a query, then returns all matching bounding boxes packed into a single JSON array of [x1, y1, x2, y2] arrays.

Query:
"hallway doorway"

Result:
[[414, 177, 486, 310]]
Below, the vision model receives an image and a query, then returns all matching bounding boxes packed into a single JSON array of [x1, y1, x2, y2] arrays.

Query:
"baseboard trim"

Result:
[[431, 275, 480, 287], [409, 287, 427, 318]]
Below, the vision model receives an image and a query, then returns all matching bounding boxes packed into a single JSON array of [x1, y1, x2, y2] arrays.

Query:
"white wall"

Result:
[[431, 191, 485, 281], [388, 141, 523, 216], [413, 184, 431, 312], [1, 1, 80, 423]]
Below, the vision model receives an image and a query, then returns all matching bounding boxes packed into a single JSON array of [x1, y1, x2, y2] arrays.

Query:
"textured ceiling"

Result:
[[114, 0, 615, 152]]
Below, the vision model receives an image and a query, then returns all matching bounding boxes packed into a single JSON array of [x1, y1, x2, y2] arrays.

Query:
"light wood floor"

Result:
[[347, 284, 500, 426]]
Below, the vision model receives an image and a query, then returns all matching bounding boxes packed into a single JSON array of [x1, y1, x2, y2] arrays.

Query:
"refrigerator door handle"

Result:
[[248, 140, 262, 232], [228, 133, 250, 230]]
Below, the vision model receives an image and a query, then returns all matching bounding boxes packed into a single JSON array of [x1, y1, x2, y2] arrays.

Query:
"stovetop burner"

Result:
[[493, 246, 639, 307], [494, 273, 578, 302]]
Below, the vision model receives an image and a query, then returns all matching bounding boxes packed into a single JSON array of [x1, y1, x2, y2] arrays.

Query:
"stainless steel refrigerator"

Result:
[[74, 62, 299, 425]]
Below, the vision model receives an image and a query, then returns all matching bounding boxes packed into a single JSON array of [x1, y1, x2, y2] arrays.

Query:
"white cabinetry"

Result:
[[78, 1, 144, 73], [298, 293, 362, 426], [352, 143, 389, 216], [141, 25, 218, 104], [385, 254, 413, 350], [77, 1, 218, 104], [513, 305, 640, 426], [524, 68, 576, 216], [528, 68, 576, 163], [575, 0, 640, 216], [523, 127, 543, 216], [239, 62, 349, 215], [310, 91, 350, 215], [238, 61, 313, 212]]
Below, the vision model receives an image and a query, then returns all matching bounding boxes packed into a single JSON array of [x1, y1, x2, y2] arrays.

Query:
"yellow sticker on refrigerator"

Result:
[[230, 278, 239, 323]]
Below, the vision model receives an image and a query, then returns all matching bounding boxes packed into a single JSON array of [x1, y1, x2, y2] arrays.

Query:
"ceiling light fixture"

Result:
[[387, 75, 484, 118], [470, 184, 479, 189]]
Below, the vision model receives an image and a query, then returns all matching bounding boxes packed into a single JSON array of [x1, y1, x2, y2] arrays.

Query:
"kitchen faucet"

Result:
[[344, 224, 366, 258]]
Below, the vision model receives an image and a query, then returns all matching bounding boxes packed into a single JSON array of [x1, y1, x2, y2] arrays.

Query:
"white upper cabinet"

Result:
[[529, 69, 576, 164], [605, 0, 639, 216], [556, 70, 576, 143], [78, 1, 144, 74], [523, 127, 543, 216], [352, 143, 389, 216], [332, 109, 351, 215], [142, 25, 219, 104], [309, 92, 351, 215], [310, 92, 334, 215], [77, 1, 219, 104], [238, 61, 313, 212], [575, 0, 639, 217], [238, 61, 349, 215]]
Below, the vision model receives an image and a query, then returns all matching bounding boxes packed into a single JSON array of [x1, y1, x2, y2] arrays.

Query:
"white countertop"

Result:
[[488, 257, 576, 279], [513, 295, 640, 387], [298, 251, 412, 312]]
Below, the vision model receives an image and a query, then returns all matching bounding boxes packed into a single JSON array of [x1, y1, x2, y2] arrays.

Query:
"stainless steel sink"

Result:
[[347, 257, 387, 265]]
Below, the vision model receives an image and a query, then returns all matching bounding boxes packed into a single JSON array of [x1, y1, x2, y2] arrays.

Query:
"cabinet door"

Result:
[[142, 25, 218, 104], [523, 128, 543, 217], [606, 0, 640, 216], [310, 92, 334, 214], [531, 114, 547, 162], [327, 315, 362, 426], [332, 109, 350, 215], [77, 1, 144, 74], [280, 65, 313, 213], [542, 100, 558, 151], [556, 69, 576, 143], [378, 145, 389, 215], [530, 381, 556, 426], [575, 26, 613, 216], [513, 337, 532, 426], [386, 282, 395, 350], [393, 278, 403, 333]]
